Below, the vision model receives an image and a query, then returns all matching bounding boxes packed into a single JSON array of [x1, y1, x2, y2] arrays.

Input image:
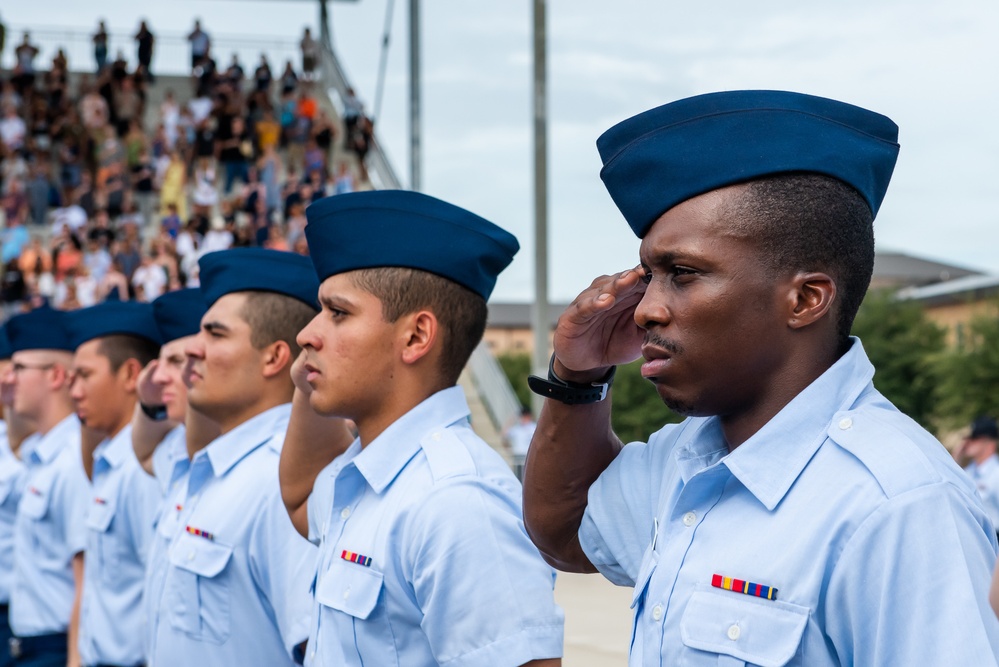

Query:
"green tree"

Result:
[[932, 311, 999, 430], [497, 352, 532, 409], [850, 290, 945, 428]]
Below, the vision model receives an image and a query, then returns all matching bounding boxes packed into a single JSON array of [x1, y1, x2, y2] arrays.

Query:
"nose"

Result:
[[296, 313, 322, 351], [633, 283, 670, 331], [185, 332, 205, 360]]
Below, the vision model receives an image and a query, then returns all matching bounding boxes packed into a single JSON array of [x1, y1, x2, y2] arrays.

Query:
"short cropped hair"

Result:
[[239, 291, 318, 357], [98, 334, 160, 372], [350, 268, 488, 385], [727, 173, 875, 347]]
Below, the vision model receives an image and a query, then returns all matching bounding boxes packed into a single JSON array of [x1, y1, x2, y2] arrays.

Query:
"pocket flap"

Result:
[[316, 557, 383, 620], [85, 499, 116, 532], [680, 590, 808, 667], [169, 531, 233, 577], [18, 486, 49, 520]]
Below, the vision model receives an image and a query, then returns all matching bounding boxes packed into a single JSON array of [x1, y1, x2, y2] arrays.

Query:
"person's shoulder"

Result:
[[826, 399, 975, 502]]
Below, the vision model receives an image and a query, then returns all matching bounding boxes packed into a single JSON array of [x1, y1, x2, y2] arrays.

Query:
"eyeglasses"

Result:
[[11, 363, 55, 374]]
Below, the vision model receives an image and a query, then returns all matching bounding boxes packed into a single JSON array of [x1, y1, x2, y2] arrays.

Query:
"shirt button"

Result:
[[727, 624, 741, 641], [187, 551, 195, 561], [838, 417, 853, 430], [343, 587, 351, 600], [682, 511, 697, 527], [340, 507, 351, 520], [651, 604, 663, 621]]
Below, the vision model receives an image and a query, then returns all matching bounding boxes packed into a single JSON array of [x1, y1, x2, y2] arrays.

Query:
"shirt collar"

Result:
[[29, 414, 80, 465], [676, 337, 875, 511], [351, 386, 471, 494], [201, 403, 291, 477], [93, 424, 134, 475]]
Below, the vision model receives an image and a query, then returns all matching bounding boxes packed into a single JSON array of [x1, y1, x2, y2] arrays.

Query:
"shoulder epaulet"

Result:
[[421, 427, 476, 483], [827, 408, 943, 499]]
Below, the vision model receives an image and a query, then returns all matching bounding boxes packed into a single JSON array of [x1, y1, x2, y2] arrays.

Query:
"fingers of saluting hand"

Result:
[[566, 266, 647, 324]]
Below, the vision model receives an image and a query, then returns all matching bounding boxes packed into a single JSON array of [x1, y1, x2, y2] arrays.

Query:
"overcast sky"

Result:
[[4, 0, 998, 302]]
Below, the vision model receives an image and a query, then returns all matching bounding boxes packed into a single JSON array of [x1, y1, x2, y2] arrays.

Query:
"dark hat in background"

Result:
[[970, 416, 999, 440], [153, 289, 208, 343], [64, 301, 162, 349], [198, 248, 320, 310], [0, 326, 12, 361], [597, 90, 901, 238], [304, 190, 519, 300], [6, 306, 75, 353]]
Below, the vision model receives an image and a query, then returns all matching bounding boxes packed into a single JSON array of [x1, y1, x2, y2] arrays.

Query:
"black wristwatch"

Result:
[[140, 402, 169, 421], [528, 353, 616, 405]]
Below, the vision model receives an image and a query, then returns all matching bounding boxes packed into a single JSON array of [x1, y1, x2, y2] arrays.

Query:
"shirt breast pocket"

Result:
[[85, 499, 122, 580], [679, 589, 808, 667], [316, 558, 398, 666], [168, 532, 234, 645]]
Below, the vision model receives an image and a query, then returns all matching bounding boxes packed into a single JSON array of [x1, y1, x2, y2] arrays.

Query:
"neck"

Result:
[[356, 382, 448, 448], [721, 343, 838, 450], [975, 447, 997, 466], [37, 400, 74, 436], [185, 405, 222, 460]]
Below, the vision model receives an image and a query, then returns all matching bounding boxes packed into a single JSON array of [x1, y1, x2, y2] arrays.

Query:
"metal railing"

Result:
[[316, 34, 402, 190], [467, 341, 522, 435]]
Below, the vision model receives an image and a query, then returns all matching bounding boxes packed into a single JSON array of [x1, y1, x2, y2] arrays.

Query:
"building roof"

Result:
[[487, 302, 567, 329], [872, 251, 981, 288]]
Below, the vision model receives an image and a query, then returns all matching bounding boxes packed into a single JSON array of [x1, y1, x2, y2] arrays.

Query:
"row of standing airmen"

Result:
[[0, 187, 566, 667]]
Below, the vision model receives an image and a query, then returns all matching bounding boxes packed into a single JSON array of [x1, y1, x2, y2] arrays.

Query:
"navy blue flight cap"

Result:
[[6, 306, 75, 353], [65, 301, 162, 349], [304, 190, 519, 300], [597, 90, 901, 238], [198, 248, 320, 310], [153, 289, 208, 343], [0, 326, 12, 361]]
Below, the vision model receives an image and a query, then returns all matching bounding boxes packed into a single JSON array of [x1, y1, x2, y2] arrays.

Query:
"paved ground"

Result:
[[555, 572, 633, 666]]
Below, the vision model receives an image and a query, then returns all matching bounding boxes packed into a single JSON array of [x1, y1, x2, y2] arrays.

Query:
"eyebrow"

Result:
[[202, 321, 230, 334], [319, 293, 356, 311]]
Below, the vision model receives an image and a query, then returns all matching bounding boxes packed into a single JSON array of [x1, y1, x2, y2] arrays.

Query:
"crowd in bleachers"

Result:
[[0, 18, 375, 318]]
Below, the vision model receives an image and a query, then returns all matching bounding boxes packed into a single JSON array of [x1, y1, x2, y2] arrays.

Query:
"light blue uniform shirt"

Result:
[[144, 425, 190, 661], [965, 456, 999, 532], [151, 425, 188, 496], [79, 424, 162, 666], [149, 405, 314, 666], [306, 386, 564, 667], [579, 339, 999, 666], [0, 425, 28, 604], [11, 414, 89, 637]]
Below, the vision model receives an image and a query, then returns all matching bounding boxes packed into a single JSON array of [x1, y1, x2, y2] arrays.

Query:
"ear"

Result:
[[260, 340, 293, 379], [786, 272, 836, 330], [399, 310, 438, 366], [119, 358, 145, 393]]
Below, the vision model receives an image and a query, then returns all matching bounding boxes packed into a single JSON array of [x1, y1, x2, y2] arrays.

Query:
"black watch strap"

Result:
[[527, 353, 616, 405], [140, 402, 169, 422]]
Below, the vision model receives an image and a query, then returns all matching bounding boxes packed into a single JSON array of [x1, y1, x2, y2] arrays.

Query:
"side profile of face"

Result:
[[635, 185, 791, 418], [297, 272, 399, 420], [7, 350, 65, 420], [185, 293, 270, 426], [152, 336, 193, 423], [0, 359, 13, 408], [70, 338, 134, 436]]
